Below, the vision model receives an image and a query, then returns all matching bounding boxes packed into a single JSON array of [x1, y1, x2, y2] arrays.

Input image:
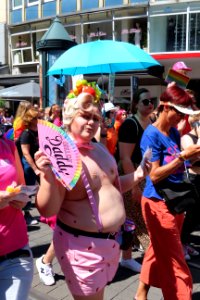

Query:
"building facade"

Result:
[[1, 0, 200, 103], [149, 0, 200, 81], [8, 1, 148, 77]]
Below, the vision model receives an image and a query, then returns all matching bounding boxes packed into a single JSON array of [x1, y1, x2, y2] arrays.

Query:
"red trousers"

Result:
[[140, 196, 192, 300]]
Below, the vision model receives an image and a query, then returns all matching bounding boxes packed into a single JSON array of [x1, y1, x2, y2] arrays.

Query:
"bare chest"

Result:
[[65, 147, 117, 200]]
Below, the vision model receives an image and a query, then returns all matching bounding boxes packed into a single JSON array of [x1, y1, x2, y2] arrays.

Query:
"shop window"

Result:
[[13, 50, 22, 64], [12, 48, 33, 64], [84, 23, 112, 42], [64, 25, 79, 43], [64, 24, 80, 43], [13, 35, 31, 48], [189, 13, 200, 51], [150, 15, 187, 52], [61, 0, 77, 13], [23, 49, 32, 61], [115, 18, 147, 48]]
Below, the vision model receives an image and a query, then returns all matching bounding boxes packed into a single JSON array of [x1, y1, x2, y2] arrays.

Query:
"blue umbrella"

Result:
[[48, 40, 160, 76]]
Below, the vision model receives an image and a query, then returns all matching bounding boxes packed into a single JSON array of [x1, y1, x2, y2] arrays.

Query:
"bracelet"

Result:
[[178, 153, 187, 161], [100, 133, 107, 138]]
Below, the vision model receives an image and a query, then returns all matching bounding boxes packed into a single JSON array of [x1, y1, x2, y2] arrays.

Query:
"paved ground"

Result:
[[28, 206, 200, 300]]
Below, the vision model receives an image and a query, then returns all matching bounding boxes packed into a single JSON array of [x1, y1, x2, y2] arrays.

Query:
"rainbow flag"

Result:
[[165, 68, 190, 89]]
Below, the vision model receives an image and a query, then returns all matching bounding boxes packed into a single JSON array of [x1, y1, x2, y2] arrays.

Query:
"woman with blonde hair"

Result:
[[13, 101, 32, 141], [18, 107, 40, 181], [16, 107, 40, 225]]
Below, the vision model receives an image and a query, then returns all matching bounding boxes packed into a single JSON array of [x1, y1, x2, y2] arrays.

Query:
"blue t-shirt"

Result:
[[141, 125, 184, 200]]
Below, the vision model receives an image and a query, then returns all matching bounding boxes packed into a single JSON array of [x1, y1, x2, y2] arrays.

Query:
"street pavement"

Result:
[[28, 206, 200, 300]]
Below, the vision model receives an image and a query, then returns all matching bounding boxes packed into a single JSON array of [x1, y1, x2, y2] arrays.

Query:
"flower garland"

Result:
[[67, 80, 101, 103]]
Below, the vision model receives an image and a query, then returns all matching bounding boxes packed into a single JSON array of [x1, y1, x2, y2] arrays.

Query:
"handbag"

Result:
[[158, 162, 199, 214]]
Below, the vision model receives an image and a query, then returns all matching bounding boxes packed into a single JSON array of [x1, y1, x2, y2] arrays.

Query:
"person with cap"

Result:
[[172, 61, 194, 136], [135, 84, 200, 300], [172, 61, 192, 76], [101, 102, 118, 156]]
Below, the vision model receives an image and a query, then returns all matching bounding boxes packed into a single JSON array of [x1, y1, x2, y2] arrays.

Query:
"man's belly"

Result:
[[57, 189, 126, 233]]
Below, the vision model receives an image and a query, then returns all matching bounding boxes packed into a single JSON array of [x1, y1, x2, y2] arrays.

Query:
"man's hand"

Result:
[[135, 159, 152, 182], [34, 150, 51, 173]]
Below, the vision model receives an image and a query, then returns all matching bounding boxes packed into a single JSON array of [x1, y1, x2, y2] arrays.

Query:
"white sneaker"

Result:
[[25, 213, 39, 226], [133, 244, 145, 253], [120, 258, 141, 273], [36, 255, 55, 286]]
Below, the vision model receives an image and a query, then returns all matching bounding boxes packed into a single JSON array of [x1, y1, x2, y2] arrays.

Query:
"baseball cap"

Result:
[[172, 61, 192, 72], [103, 102, 117, 113]]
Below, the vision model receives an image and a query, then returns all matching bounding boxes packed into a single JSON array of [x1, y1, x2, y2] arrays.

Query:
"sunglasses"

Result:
[[142, 99, 154, 106]]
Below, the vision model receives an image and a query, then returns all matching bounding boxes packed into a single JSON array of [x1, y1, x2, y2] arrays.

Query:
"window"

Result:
[[115, 18, 147, 48], [84, 22, 112, 42], [12, 0, 22, 9], [11, 33, 35, 65], [26, 5, 38, 20], [65, 25, 79, 43], [15, 35, 31, 48], [129, 0, 148, 3], [42, 1, 56, 17], [189, 13, 200, 51], [12, 48, 33, 64], [150, 14, 187, 52], [81, 0, 99, 10], [27, 0, 38, 5], [105, 0, 123, 6], [10, 9, 23, 23], [61, 0, 76, 13]]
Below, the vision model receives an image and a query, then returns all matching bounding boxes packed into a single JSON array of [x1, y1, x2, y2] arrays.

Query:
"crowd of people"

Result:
[[1, 61, 200, 300]]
